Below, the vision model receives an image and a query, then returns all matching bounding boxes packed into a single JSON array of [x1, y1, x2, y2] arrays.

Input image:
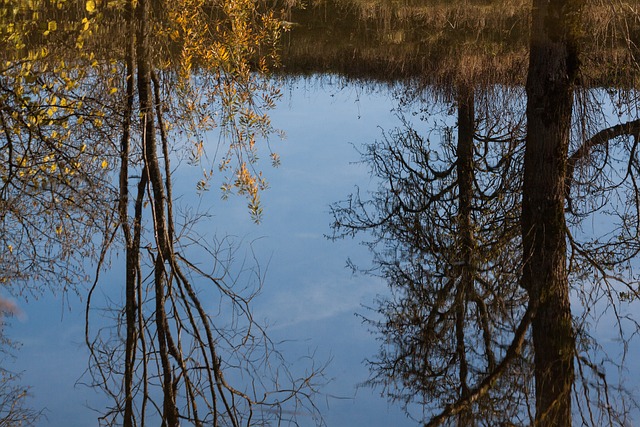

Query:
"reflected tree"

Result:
[[520, 0, 582, 422], [0, 3, 120, 423], [1, 0, 324, 426], [0, 2, 117, 295], [0, 302, 40, 426], [522, 0, 640, 424], [85, 0, 324, 425], [0, 361, 39, 426], [331, 85, 532, 425], [331, 0, 640, 425]]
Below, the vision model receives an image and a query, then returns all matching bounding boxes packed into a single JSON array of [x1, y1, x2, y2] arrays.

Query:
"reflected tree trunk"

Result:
[[121, 2, 138, 426], [331, 83, 529, 425], [326, 0, 640, 424], [78, 0, 327, 424], [135, 0, 180, 424], [454, 83, 475, 427], [522, 0, 582, 424]]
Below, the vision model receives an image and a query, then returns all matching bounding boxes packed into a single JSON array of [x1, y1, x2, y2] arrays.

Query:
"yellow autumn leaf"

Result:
[[86, 0, 96, 13], [101, 160, 108, 169], [48, 21, 57, 32]]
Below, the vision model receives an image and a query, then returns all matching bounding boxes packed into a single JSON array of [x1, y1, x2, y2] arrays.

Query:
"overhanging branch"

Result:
[[565, 119, 640, 208]]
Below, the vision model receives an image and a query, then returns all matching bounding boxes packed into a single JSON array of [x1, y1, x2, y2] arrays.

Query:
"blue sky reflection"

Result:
[[6, 77, 417, 426]]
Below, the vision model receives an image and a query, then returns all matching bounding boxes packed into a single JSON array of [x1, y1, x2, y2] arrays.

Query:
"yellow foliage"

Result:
[[0, 0, 284, 225]]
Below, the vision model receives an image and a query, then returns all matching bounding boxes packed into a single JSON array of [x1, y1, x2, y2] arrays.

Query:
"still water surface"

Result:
[[8, 77, 640, 426], [8, 77, 420, 427]]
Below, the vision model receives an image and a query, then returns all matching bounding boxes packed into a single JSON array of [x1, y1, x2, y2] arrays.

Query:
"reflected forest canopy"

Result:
[[1, 0, 640, 426]]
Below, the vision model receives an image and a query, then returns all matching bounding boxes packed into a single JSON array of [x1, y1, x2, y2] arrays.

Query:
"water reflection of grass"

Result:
[[280, 0, 640, 88]]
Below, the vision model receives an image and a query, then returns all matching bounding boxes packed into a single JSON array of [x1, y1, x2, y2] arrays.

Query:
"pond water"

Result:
[[5, 77, 640, 426], [2, 0, 640, 424], [6, 77, 421, 427]]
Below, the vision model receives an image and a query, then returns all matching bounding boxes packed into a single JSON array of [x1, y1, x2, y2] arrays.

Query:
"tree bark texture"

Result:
[[522, 0, 582, 425]]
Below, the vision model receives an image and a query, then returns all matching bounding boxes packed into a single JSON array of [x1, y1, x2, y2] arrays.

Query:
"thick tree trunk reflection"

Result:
[[323, 0, 640, 425], [522, 0, 581, 424]]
